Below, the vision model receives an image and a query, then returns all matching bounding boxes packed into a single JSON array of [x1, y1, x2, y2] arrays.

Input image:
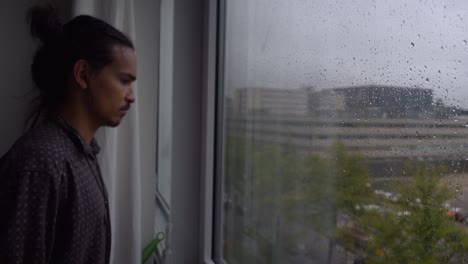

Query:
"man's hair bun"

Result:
[[26, 3, 62, 44]]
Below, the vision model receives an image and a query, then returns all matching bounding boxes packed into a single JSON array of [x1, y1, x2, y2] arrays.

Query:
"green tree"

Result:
[[280, 142, 373, 230], [280, 142, 375, 263], [223, 134, 303, 263], [280, 142, 468, 263], [340, 162, 468, 264], [224, 135, 468, 263]]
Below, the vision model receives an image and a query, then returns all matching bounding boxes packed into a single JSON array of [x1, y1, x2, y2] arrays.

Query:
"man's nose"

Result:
[[126, 88, 136, 103]]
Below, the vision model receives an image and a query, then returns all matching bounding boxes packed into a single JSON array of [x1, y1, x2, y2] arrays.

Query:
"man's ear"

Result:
[[73, 59, 91, 90]]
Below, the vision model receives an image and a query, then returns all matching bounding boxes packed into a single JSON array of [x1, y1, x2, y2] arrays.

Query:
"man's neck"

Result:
[[59, 108, 99, 144]]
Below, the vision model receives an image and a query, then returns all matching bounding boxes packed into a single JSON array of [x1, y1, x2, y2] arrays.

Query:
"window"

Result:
[[217, 1, 468, 263]]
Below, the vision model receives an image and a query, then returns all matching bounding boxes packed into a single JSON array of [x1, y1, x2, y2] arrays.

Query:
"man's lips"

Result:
[[120, 105, 131, 111]]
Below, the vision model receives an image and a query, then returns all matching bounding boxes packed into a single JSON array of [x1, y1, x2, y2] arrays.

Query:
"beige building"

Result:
[[229, 85, 468, 177], [227, 114, 468, 177], [233, 87, 310, 116]]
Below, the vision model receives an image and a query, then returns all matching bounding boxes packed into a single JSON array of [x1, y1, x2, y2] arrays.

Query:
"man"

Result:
[[0, 4, 136, 263]]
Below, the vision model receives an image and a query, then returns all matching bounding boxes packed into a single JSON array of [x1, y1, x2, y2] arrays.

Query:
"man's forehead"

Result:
[[109, 45, 137, 74]]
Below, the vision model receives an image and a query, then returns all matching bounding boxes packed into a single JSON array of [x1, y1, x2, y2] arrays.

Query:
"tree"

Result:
[[279, 142, 468, 263], [281, 142, 375, 263], [340, 162, 468, 264], [223, 135, 468, 263]]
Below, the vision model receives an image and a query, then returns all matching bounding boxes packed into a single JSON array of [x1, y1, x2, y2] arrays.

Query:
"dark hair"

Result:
[[26, 3, 134, 129]]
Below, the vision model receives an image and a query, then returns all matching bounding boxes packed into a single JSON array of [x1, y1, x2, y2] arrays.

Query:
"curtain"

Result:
[[71, 1, 157, 263]]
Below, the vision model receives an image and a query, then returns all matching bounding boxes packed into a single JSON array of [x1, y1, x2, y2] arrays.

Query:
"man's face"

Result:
[[86, 44, 137, 127]]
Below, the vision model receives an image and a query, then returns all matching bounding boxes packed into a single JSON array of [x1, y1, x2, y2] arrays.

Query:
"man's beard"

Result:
[[104, 118, 121, 128]]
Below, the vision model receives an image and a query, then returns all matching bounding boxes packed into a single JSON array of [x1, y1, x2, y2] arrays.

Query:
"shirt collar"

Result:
[[51, 116, 101, 156]]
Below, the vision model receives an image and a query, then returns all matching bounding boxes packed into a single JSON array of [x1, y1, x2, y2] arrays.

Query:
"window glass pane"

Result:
[[221, 1, 468, 263]]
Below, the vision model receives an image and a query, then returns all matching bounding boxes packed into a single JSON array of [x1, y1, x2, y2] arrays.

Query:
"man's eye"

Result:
[[121, 79, 131, 84]]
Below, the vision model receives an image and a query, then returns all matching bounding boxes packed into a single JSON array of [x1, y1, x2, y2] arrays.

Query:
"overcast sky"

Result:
[[225, 0, 468, 108]]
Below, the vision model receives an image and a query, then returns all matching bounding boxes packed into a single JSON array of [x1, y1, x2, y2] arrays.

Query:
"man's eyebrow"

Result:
[[120, 73, 137, 81]]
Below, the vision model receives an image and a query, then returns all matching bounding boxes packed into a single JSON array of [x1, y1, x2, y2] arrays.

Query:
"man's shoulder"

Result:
[[5, 122, 74, 174]]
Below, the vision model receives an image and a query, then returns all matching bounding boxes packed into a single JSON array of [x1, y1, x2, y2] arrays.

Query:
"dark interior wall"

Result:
[[0, 0, 71, 155], [0, 0, 39, 155]]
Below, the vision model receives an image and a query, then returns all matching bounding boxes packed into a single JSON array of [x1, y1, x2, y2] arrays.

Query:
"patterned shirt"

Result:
[[0, 117, 111, 264]]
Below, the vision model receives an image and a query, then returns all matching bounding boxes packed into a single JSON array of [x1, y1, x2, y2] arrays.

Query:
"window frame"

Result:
[[201, 0, 227, 262], [154, 0, 211, 263], [153, 0, 228, 262], [200, 0, 221, 262], [210, 0, 227, 262]]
